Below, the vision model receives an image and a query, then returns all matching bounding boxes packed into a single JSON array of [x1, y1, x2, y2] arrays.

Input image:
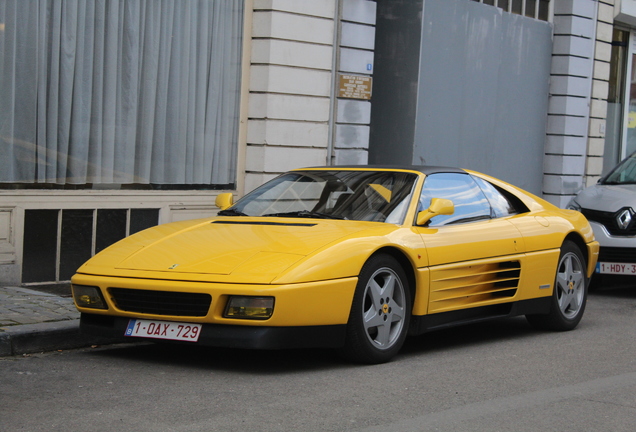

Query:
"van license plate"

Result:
[[596, 262, 636, 275]]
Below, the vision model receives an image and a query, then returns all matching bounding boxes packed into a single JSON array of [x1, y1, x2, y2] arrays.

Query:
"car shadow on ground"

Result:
[[83, 341, 349, 373], [399, 316, 539, 358], [589, 285, 636, 299], [81, 316, 541, 373], [75, 283, 636, 372]]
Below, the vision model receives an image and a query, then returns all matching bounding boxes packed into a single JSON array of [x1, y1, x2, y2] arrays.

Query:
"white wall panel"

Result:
[[547, 115, 590, 136], [245, 146, 327, 172], [333, 149, 368, 165], [250, 65, 331, 96], [251, 40, 333, 70], [253, 0, 335, 19], [553, 35, 595, 56], [252, 11, 334, 44], [544, 155, 586, 175], [543, 174, 584, 196], [336, 99, 371, 124], [248, 120, 329, 147], [341, 22, 375, 49], [553, 15, 596, 38], [248, 94, 331, 122], [339, 47, 374, 74], [549, 96, 591, 117], [545, 135, 589, 156], [342, 0, 377, 24], [335, 124, 370, 149], [550, 75, 594, 97]]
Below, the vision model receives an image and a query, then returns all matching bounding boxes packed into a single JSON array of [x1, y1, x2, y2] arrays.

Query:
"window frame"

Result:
[[0, 0, 244, 190], [417, 172, 493, 227], [469, 0, 552, 22], [417, 172, 527, 227]]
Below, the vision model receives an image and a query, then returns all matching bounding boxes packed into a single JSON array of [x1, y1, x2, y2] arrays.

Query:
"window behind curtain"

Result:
[[0, 0, 243, 189]]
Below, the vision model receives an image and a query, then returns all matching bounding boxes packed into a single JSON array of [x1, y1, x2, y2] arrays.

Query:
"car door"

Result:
[[413, 172, 526, 314]]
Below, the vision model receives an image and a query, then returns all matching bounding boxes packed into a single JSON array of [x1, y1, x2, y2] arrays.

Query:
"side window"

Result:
[[419, 173, 491, 226], [472, 176, 521, 217]]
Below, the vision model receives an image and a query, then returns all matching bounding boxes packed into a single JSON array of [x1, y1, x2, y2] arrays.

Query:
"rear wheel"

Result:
[[340, 254, 411, 364], [526, 240, 588, 331]]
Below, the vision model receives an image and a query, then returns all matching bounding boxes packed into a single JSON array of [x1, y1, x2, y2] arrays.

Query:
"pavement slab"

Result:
[[0, 286, 123, 357]]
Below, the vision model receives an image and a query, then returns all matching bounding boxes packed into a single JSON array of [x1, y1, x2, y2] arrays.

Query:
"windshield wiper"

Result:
[[262, 210, 346, 220], [218, 208, 248, 216]]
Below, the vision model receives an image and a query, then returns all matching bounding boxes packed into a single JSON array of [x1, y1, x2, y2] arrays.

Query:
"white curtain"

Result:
[[0, 0, 242, 186]]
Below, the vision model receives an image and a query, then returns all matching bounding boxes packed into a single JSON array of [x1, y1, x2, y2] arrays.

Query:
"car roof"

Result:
[[297, 165, 467, 176]]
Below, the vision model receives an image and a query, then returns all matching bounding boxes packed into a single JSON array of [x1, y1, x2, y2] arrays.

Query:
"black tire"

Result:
[[526, 240, 588, 331], [340, 254, 412, 364]]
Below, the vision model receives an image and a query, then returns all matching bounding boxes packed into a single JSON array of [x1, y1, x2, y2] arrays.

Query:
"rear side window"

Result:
[[471, 176, 522, 217], [419, 173, 491, 226]]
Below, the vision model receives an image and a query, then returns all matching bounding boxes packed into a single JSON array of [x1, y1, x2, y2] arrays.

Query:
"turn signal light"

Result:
[[224, 296, 274, 320], [72, 285, 107, 310]]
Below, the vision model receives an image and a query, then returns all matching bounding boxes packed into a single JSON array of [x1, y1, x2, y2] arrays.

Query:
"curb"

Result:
[[0, 319, 126, 357]]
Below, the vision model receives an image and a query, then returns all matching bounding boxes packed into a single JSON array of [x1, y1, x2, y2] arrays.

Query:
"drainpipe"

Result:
[[583, 0, 599, 185], [327, 0, 343, 166]]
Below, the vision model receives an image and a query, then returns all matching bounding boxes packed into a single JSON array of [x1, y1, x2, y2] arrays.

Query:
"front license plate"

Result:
[[596, 262, 636, 275], [125, 319, 202, 342]]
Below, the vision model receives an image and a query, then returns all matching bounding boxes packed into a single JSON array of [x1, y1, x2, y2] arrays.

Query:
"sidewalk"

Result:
[[0, 285, 121, 357]]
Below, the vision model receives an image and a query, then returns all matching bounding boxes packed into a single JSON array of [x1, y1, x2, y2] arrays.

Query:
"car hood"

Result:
[[575, 183, 636, 212], [77, 217, 379, 283]]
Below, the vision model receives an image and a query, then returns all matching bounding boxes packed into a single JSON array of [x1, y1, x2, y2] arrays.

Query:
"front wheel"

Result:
[[526, 240, 588, 331], [340, 254, 412, 364]]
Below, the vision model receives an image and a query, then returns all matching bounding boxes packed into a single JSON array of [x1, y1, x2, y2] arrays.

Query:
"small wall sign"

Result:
[[338, 74, 372, 100]]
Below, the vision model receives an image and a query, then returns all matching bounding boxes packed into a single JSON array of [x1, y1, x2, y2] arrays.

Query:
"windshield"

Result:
[[223, 170, 419, 223], [602, 152, 636, 185]]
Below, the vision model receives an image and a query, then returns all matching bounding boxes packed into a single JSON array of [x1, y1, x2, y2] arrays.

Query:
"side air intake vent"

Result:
[[429, 261, 521, 313]]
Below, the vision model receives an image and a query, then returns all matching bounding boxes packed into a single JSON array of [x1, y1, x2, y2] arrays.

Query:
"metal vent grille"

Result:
[[429, 261, 521, 313], [598, 247, 636, 264], [581, 209, 636, 236], [109, 288, 211, 317]]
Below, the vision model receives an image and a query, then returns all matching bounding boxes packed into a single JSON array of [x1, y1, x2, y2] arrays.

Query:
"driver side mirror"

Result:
[[416, 198, 454, 226], [215, 193, 234, 210]]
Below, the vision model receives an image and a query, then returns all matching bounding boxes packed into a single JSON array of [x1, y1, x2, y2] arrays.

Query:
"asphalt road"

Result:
[[1, 287, 635, 432]]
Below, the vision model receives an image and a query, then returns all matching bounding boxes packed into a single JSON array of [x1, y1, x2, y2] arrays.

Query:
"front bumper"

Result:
[[80, 313, 347, 349], [71, 273, 358, 327], [586, 222, 636, 286], [590, 221, 636, 251]]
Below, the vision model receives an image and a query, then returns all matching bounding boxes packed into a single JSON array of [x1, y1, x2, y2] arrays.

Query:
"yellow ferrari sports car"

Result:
[[72, 166, 599, 364]]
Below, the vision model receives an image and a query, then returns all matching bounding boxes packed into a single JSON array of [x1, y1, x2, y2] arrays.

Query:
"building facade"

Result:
[[0, 0, 631, 285]]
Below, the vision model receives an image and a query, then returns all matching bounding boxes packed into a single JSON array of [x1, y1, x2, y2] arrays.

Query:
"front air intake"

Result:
[[109, 288, 211, 317]]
